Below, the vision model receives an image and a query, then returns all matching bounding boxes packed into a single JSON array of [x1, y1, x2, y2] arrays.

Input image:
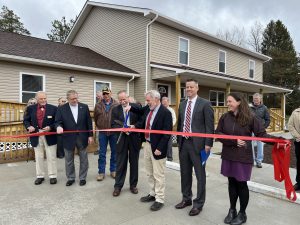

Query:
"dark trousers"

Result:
[[295, 141, 300, 184], [114, 134, 140, 189], [179, 138, 206, 209], [167, 136, 173, 160], [64, 137, 89, 181], [56, 134, 64, 157]]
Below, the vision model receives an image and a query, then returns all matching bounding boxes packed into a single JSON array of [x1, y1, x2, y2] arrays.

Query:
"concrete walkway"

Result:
[[0, 142, 299, 225]]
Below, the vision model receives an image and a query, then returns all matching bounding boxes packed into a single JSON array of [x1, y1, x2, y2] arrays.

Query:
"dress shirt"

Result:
[[183, 95, 197, 132], [69, 103, 78, 123]]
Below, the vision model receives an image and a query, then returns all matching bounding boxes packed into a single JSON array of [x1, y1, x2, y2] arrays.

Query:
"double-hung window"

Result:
[[219, 50, 226, 73], [179, 37, 189, 65], [209, 90, 225, 106], [20, 73, 44, 103], [249, 60, 255, 79]]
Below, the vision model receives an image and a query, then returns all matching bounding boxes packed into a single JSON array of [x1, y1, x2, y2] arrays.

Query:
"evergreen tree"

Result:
[[47, 16, 75, 43], [261, 20, 300, 114], [0, 5, 31, 35]]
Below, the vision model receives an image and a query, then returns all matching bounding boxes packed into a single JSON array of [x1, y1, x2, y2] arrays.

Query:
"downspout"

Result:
[[127, 75, 135, 96], [145, 13, 158, 92]]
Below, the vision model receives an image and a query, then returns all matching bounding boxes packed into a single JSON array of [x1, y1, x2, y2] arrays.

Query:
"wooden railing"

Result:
[[0, 100, 26, 123], [269, 108, 284, 132]]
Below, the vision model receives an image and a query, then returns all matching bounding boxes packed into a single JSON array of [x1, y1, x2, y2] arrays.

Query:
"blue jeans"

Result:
[[98, 133, 117, 174], [252, 140, 264, 164]]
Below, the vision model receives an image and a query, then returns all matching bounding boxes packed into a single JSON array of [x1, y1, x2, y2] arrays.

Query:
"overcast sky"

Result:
[[2, 0, 300, 52]]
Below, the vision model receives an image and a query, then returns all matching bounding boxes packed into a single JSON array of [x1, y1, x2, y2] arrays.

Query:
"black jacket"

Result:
[[55, 103, 93, 151], [23, 104, 57, 147]]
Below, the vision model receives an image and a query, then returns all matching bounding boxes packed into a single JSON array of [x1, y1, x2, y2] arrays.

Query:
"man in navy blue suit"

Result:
[[55, 90, 93, 186], [23, 91, 58, 185]]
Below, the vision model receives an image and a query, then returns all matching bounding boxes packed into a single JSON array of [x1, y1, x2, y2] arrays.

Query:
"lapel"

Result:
[[77, 103, 84, 125], [66, 104, 77, 124], [32, 104, 38, 125], [120, 105, 126, 122], [191, 97, 200, 121], [41, 104, 49, 127], [151, 105, 162, 129], [182, 99, 187, 119]]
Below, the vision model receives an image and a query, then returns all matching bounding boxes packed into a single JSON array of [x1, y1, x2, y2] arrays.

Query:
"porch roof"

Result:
[[150, 62, 293, 94]]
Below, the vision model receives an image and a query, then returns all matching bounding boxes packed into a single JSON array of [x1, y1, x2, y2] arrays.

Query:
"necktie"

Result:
[[145, 110, 154, 139], [184, 101, 192, 138]]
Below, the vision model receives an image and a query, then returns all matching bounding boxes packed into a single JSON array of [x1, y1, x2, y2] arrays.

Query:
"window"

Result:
[[180, 87, 186, 102], [94, 80, 111, 105], [179, 37, 189, 65], [209, 90, 225, 106], [249, 60, 255, 79], [20, 73, 44, 103], [219, 50, 226, 73]]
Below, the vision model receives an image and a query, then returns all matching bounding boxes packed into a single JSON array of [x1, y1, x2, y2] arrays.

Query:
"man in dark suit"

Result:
[[138, 90, 173, 211], [175, 79, 214, 216], [111, 90, 142, 196], [23, 91, 58, 185], [55, 90, 93, 186]]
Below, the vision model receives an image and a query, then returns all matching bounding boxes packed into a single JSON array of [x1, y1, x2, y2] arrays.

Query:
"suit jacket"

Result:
[[55, 102, 93, 151], [23, 104, 57, 147], [129, 104, 149, 142], [144, 104, 173, 160], [111, 103, 142, 150], [177, 96, 214, 154]]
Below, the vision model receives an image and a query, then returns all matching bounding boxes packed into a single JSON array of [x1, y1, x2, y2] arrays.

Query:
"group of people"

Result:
[[23, 79, 300, 225]]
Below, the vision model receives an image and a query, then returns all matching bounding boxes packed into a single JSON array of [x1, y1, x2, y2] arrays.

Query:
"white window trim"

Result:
[[93, 80, 112, 106], [19, 72, 45, 103], [249, 59, 255, 79], [218, 50, 227, 74], [156, 83, 172, 104], [209, 90, 225, 106], [178, 37, 190, 66]]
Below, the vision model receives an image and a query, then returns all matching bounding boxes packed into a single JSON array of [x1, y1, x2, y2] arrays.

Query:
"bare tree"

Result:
[[216, 26, 246, 47], [247, 21, 264, 52]]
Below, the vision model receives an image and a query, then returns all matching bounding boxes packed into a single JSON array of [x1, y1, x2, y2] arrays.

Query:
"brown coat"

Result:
[[94, 98, 118, 131], [216, 112, 273, 164]]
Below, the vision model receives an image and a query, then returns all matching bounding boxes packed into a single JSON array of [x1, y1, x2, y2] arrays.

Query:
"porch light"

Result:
[[69, 76, 75, 83]]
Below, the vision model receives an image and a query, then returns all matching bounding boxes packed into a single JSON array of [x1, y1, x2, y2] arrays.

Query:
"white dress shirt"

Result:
[[183, 95, 197, 132], [69, 103, 78, 123]]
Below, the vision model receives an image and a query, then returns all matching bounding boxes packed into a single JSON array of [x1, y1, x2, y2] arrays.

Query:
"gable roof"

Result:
[[0, 31, 139, 77], [65, 1, 271, 62]]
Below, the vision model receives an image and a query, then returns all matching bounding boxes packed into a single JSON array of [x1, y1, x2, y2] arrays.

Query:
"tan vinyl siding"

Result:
[[71, 7, 149, 103], [0, 61, 128, 108], [150, 22, 264, 82]]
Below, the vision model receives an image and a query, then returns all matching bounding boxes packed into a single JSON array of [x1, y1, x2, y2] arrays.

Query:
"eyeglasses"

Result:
[[29, 102, 36, 105], [103, 92, 110, 95]]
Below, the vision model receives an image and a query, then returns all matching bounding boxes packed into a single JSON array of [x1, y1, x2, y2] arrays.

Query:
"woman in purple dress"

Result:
[[216, 92, 278, 225]]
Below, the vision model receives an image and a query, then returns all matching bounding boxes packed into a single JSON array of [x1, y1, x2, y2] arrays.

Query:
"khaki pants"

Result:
[[144, 142, 166, 203], [34, 136, 57, 178]]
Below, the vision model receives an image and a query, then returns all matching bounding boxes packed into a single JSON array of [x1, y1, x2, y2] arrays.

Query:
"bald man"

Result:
[[23, 91, 58, 185]]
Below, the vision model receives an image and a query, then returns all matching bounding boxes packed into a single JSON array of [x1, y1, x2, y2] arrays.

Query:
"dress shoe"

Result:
[[150, 201, 164, 211], [130, 187, 138, 194], [230, 212, 247, 225], [66, 180, 75, 186], [113, 189, 121, 197], [224, 208, 237, 224], [50, 178, 57, 185], [189, 207, 202, 216], [140, 194, 156, 202], [175, 200, 192, 209], [293, 183, 300, 191], [79, 180, 86, 186], [256, 162, 262, 168], [34, 178, 45, 185], [97, 173, 105, 181], [110, 172, 116, 179]]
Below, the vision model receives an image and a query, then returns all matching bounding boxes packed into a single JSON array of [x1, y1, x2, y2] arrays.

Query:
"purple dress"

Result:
[[221, 159, 252, 181]]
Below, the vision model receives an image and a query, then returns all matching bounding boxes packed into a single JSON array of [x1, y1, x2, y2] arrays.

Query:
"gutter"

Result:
[[127, 75, 135, 96], [145, 13, 159, 92]]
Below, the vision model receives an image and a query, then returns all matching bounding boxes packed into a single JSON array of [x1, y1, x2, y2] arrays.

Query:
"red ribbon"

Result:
[[272, 142, 297, 201], [1, 128, 296, 201]]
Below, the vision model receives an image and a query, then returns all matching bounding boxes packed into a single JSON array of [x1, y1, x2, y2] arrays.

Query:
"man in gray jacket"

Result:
[[250, 93, 270, 168]]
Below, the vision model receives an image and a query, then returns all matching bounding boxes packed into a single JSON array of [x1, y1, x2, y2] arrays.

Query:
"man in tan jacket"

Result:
[[288, 107, 300, 192], [94, 87, 118, 181]]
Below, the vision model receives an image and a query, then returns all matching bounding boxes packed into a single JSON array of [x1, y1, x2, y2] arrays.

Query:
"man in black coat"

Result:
[[137, 90, 173, 212], [23, 91, 58, 185], [55, 90, 93, 186], [111, 90, 142, 196]]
